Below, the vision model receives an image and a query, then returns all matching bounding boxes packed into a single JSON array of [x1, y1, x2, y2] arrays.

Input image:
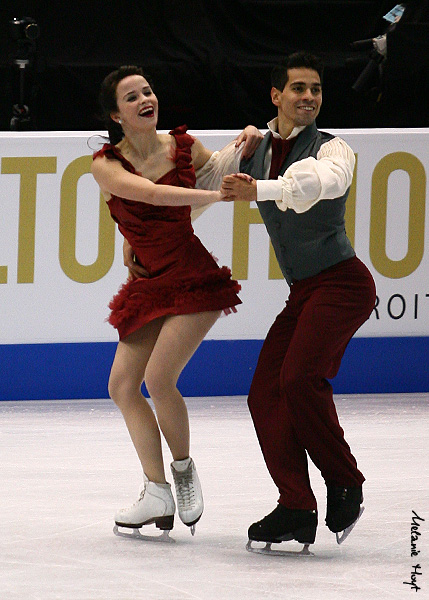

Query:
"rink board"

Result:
[[1, 336, 428, 400], [1, 129, 428, 399]]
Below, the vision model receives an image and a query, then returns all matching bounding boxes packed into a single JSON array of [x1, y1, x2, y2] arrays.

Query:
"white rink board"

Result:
[[0, 129, 428, 344]]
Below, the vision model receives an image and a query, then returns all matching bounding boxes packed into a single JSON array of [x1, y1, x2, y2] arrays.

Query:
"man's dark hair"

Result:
[[271, 52, 324, 91]]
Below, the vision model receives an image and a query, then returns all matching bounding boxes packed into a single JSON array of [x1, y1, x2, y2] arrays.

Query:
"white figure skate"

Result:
[[170, 457, 203, 535], [113, 477, 176, 543]]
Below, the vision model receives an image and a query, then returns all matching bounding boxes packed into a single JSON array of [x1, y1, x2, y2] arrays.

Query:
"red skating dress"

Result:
[[93, 126, 241, 340]]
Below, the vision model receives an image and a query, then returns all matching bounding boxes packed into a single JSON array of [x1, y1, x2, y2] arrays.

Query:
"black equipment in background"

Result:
[[8, 16, 40, 131]]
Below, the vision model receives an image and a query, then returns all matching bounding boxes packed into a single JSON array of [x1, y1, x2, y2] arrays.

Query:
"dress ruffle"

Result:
[[108, 266, 241, 339]]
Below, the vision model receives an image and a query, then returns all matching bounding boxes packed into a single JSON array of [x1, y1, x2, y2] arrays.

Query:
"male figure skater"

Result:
[[221, 51, 376, 549]]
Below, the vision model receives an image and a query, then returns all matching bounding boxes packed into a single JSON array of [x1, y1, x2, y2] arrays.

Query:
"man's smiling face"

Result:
[[272, 67, 322, 134]]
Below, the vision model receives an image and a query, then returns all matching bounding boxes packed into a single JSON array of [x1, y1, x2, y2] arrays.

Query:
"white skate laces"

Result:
[[114, 475, 175, 531], [113, 460, 203, 541], [170, 457, 203, 534]]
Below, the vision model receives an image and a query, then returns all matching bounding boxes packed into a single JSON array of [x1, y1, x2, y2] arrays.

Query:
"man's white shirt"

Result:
[[194, 118, 355, 216]]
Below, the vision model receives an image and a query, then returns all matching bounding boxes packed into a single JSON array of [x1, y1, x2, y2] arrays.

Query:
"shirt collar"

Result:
[[267, 117, 305, 140]]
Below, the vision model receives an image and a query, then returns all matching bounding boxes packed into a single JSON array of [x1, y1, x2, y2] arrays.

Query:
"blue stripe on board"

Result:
[[0, 337, 427, 400]]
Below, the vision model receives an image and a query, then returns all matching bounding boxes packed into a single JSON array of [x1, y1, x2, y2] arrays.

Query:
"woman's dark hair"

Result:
[[271, 52, 324, 92], [98, 65, 153, 144]]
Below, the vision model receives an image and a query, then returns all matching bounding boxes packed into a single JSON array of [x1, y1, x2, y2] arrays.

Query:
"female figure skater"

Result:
[[91, 65, 260, 537]]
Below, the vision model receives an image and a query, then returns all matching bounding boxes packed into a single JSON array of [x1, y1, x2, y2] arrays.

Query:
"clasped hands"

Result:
[[220, 173, 257, 202]]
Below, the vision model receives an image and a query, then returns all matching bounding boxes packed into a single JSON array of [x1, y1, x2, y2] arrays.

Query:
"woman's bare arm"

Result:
[[91, 155, 221, 207]]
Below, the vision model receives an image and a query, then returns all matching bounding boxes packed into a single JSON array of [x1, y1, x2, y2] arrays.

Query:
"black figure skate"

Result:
[[326, 484, 364, 544], [246, 505, 317, 556]]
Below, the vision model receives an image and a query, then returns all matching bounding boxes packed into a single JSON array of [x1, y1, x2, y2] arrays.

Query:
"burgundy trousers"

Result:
[[248, 256, 376, 510]]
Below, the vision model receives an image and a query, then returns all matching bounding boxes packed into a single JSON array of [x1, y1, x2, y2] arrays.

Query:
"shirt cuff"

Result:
[[256, 179, 283, 202]]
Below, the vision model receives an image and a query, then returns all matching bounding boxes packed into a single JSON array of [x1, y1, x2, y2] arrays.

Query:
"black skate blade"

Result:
[[113, 525, 175, 543], [246, 540, 314, 556], [336, 506, 365, 545]]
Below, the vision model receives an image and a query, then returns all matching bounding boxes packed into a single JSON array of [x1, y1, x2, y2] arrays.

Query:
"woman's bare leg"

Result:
[[144, 311, 221, 460], [108, 317, 166, 483], [108, 310, 221, 483]]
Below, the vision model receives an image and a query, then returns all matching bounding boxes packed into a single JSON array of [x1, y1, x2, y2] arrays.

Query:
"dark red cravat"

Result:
[[269, 133, 297, 179]]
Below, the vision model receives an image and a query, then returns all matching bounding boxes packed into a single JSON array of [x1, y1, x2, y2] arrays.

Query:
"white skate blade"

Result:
[[190, 524, 196, 536], [246, 540, 314, 557], [335, 506, 365, 545], [113, 525, 175, 543]]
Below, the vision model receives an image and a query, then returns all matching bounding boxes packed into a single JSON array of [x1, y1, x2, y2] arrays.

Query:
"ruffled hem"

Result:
[[108, 266, 241, 339]]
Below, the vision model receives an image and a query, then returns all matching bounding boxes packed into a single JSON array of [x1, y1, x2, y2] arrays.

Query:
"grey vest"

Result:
[[240, 123, 355, 285]]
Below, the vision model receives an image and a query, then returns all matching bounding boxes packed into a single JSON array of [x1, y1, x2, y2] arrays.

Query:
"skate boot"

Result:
[[170, 457, 203, 535], [326, 483, 364, 544], [247, 505, 317, 555], [113, 476, 176, 542]]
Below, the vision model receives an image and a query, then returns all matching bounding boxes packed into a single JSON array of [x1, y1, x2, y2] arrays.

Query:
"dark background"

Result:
[[1, 0, 428, 132]]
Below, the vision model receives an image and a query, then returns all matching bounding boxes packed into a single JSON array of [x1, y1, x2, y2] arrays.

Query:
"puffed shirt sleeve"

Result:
[[257, 137, 355, 213], [195, 141, 242, 190], [191, 141, 243, 221]]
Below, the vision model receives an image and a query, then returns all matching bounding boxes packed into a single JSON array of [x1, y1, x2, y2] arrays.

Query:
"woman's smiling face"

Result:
[[112, 75, 158, 130]]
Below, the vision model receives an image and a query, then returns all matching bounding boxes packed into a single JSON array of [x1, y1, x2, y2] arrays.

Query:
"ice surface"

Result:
[[1, 394, 428, 600]]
